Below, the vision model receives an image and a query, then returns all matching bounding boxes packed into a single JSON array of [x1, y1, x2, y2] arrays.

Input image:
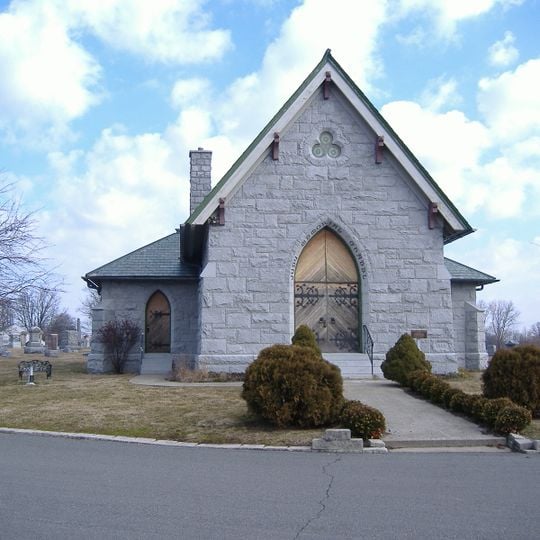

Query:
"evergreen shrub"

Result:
[[482, 345, 540, 415], [407, 370, 432, 392], [242, 344, 343, 428], [381, 334, 431, 385], [494, 405, 532, 434], [448, 390, 469, 413], [340, 400, 386, 439], [291, 325, 321, 356], [480, 397, 515, 427], [471, 396, 491, 422], [428, 379, 452, 405], [442, 387, 463, 409]]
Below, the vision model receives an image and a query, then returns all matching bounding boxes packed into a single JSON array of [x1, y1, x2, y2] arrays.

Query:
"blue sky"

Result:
[[0, 0, 539, 329]]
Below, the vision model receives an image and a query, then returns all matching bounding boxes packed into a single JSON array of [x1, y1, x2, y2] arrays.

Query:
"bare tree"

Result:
[[0, 180, 48, 300], [526, 322, 540, 345], [16, 285, 60, 331], [481, 300, 521, 350], [79, 287, 101, 333], [0, 298, 14, 331]]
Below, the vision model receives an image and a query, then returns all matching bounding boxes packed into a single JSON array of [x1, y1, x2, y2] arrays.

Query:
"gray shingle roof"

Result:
[[85, 232, 199, 281], [444, 257, 498, 284]]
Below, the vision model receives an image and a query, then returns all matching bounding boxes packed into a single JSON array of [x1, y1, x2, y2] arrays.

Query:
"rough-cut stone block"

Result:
[[323, 429, 351, 441], [312, 437, 363, 453]]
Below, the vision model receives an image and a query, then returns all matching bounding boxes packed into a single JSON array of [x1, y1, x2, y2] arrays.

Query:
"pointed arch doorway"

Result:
[[294, 228, 360, 352], [145, 291, 171, 353]]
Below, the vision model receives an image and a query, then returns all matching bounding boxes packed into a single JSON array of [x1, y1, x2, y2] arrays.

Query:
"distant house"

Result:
[[84, 50, 498, 377]]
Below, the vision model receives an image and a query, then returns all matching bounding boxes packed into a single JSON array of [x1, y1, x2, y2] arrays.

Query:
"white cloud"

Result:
[[66, 0, 232, 64], [478, 58, 540, 142], [396, 0, 524, 42], [380, 100, 491, 202], [0, 2, 101, 145], [0, 0, 232, 145], [448, 235, 540, 327], [488, 31, 519, 67], [171, 79, 212, 109], [420, 76, 461, 112]]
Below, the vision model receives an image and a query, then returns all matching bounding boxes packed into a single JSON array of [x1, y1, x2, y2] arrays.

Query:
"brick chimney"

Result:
[[189, 147, 212, 215]]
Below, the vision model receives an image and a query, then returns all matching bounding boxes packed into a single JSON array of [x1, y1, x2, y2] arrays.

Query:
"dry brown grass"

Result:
[[0, 349, 320, 445], [443, 369, 540, 440]]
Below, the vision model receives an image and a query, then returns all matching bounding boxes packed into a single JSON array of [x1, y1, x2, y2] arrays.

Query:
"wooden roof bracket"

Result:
[[375, 135, 385, 164], [272, 132, 280, 160], [218, 198, 226, 225], [323, 71, 332, 99], [428, 202, 439, 229]]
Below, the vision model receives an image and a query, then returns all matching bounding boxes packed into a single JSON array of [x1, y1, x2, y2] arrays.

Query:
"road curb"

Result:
[[0, 427, 313, 452]]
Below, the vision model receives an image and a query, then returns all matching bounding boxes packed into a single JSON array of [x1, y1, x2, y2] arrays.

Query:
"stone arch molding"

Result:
[[289, 218, 370, 284]]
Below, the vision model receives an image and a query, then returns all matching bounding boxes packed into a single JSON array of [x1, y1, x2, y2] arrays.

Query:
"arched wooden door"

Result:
[[145, 291, 171, 353], [294, 229, 360, 352]]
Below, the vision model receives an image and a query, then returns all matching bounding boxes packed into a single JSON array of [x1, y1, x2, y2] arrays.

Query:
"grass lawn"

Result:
[[0, 349, 322, 446], [443, 370, 540, 440]]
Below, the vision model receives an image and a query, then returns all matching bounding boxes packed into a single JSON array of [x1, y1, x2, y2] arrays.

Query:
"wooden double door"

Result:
[[294, 229, 360, 352]]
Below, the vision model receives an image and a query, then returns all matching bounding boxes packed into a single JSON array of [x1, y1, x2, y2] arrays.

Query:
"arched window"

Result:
[[145, 291, 171, 353], [294, 228, 360, 352]]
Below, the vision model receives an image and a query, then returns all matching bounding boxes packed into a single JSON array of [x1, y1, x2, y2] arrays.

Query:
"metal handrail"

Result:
[[362, 325, 374, 375]]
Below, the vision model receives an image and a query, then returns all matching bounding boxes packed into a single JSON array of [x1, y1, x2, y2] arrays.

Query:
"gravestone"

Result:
[[24, 327, 44, 354], [59, 330, 80, 352], [45, 333, 59, 357], [19, 331, 27, 348]]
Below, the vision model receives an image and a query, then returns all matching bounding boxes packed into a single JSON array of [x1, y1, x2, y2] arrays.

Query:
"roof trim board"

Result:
[[186, 50, 473, 243]]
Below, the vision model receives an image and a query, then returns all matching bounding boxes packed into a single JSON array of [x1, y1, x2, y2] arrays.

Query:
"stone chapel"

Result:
[[84, 50, 497, 377]]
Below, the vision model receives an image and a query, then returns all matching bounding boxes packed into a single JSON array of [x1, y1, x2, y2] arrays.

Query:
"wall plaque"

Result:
[[410, 330, 428, 339]]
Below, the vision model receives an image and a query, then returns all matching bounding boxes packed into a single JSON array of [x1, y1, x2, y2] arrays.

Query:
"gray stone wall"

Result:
[[87, 280, 199, 373], [450, 283, 488, 369], [197, 87, 458, 373], [190, 148, 212, 214]]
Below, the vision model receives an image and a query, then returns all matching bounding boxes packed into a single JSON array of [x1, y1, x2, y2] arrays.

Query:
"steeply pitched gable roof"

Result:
[[186, 49, 473, 244], [84, 232, 199, 283], [444, 258, 498, 285]]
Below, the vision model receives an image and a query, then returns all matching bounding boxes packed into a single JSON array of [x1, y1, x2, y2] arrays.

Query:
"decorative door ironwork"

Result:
[[294, 229, 360, 352], [145, 291, 171, 353]]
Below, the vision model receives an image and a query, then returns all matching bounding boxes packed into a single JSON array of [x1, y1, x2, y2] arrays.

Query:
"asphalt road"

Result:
[[0, 433, 538, 539]]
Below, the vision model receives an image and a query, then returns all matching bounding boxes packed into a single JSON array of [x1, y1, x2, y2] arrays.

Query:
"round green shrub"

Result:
[[483, 345, 540, 416], [418, 375, 440, 397], [442, 387, 463, 409], [471, 396, 490, 422], [381, 334, 431, 386], [407, 370, 432, 392], [428, 379, 452, 405], [242, 344, 343, 428], [449, 390, 470, 413], [494, 405, 532, 434], [291, 325, 321, 356], [340, 400, 386, 439], [481, 397, 515, 427]]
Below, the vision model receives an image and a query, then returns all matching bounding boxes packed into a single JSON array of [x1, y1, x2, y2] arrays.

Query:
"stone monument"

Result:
[[24, 326, 45, 354]]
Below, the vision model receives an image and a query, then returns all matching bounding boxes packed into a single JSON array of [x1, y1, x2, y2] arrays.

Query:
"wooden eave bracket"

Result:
[[272, 132, 280, 160], [428, 202, 439, 229], [375, 135, 385, 164], [323, 71, 332, 100], [218, 198, 225, 225]]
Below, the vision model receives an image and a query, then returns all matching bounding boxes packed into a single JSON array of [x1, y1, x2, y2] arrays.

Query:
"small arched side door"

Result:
[[145, 291, 171, 353]]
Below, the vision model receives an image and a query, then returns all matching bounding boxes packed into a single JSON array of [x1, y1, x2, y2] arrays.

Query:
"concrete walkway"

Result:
[[344, 379, 505, 449], [130, 375, 506, 450]]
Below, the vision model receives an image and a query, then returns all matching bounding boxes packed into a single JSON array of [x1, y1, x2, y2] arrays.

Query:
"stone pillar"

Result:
[[464, 302, 489, 369], [46, 334, 59, 350], [20, 331, 27, 348], [189, 148, 212, 214]]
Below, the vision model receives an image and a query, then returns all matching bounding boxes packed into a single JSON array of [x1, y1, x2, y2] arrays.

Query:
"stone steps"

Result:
[[323, 353, 383, 379], [140, 353, 173, 375]]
